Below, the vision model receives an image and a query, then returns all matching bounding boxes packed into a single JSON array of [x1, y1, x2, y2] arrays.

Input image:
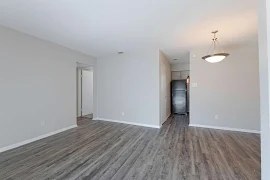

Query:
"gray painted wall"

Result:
[[97, 50, 160, 127], [0, 26, 96, 149], [190, 42, 260, 131]]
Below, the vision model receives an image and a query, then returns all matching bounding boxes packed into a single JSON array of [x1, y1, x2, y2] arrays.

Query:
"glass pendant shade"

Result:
[[203, 53, 230, 63], [202, 31, 229, 63]]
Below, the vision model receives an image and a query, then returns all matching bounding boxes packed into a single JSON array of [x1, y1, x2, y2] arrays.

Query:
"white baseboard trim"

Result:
[[0, 125, 77, 153], [166, 114, 171, 120], [94, 118, 160, 129], [189, 124, 260, 134]]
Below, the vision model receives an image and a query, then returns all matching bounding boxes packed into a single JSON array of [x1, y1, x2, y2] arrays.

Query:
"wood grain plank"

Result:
[[0, 115, 261, 180]]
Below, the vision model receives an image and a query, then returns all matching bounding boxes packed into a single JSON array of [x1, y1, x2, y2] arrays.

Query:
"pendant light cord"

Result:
[[213, 32, 216, 54], [207, 31, 225, 55], [207, 40, 214, 55], [216, 39, 225, 53]]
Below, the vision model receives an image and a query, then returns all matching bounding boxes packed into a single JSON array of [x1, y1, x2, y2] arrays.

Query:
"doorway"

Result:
[[76, 63, 94, 123], [171, 69, 190, 125]]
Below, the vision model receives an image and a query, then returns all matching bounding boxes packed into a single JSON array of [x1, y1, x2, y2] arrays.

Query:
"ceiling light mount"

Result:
[[202, 30, 229, 63]]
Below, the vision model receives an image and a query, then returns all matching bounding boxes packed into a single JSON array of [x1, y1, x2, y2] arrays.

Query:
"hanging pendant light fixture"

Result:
[[202, 31, 229, 63]]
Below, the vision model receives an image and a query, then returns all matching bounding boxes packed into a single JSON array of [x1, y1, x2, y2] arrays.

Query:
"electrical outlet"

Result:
[[121, 112, 125, 116], [215, 115, 219, 120]]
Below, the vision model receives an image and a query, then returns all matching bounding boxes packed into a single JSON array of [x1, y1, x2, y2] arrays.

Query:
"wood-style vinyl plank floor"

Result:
[[0, 115, 260, 180]]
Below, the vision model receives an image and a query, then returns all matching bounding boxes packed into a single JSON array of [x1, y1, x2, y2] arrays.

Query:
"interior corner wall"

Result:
[[97, 50, 160, 127], [159, 50, 171, 125], [189, 42, 260, 131], [0, 26, 96, 150]]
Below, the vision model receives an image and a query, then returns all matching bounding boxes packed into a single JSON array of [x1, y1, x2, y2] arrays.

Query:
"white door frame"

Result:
[[76, 62, 97, 120], [160, 60, 167, 125]]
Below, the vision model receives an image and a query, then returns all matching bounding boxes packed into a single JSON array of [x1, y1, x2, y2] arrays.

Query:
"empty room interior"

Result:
[[0, 0, 270, 180]]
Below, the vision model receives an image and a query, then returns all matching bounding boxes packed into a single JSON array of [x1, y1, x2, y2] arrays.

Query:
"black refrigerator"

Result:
[[171, 80, 187, 114]]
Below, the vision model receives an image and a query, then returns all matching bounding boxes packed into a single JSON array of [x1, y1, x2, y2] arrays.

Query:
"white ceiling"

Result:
[[0, 0, 258, 64]]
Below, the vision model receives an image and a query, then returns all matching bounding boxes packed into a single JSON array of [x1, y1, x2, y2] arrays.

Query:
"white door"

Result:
[[161, 62, 167, 124], [82, 70, 93, 116]]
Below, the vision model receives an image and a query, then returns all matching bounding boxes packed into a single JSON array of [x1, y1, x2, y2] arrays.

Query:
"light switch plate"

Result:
[[192, 83, 198, 87]]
